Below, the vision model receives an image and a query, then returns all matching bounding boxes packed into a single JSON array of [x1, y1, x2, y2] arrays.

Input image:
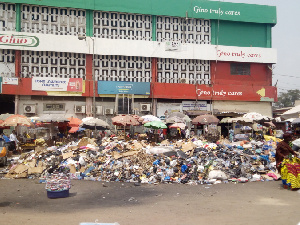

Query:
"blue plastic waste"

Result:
[[153, 159, 160, 165], [181, 165, 188, 173]]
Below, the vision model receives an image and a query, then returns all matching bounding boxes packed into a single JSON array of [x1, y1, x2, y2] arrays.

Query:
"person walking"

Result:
[[9, 130, 19, 153], [185, 127, 190, 139]]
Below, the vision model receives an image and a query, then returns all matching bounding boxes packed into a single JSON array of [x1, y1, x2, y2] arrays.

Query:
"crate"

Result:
[[47, 189, 69, 199]]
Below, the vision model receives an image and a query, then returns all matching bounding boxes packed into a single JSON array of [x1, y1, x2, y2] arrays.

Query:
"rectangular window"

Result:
[[230, 63, 250, 75]]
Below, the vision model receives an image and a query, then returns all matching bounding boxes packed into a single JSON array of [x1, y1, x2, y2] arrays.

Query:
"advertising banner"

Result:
[[182, 101, 207, 111], [98, 81, 150, 95], [32, 77, 83, 92], [3, 77, 18, 85], [153, 83, 277, 102]]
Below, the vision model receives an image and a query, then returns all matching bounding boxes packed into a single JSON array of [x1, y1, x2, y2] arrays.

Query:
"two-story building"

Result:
[[0, 0, 277, 121]]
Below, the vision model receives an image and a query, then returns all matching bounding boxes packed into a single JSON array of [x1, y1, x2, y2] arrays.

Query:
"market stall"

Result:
[[18, 133, 36, 152]]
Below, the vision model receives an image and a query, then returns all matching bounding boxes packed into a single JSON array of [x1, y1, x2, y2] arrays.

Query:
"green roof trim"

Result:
[[1, 0, 277, 24]]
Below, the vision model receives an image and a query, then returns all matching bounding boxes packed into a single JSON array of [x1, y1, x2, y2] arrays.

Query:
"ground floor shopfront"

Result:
[[0, 93, 273, 140], [14, 94, 272, 120]]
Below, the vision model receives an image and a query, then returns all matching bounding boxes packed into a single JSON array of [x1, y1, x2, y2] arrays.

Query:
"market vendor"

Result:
[[0, 132, 10, 143], [275, 133, 298, 173]]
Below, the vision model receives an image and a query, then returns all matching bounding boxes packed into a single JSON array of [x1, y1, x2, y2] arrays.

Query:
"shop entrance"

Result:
[[0, 95, 14, 114]]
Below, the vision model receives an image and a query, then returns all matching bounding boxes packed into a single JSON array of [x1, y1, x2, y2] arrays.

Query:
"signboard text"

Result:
[[0, 34, 39, 47], [194, 6, 241, 16]]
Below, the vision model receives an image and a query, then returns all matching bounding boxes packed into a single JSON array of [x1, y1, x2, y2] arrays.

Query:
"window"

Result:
[[230, 63, 250, 75]]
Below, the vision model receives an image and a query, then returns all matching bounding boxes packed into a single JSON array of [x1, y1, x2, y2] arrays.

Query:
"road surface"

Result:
[[1, 179, 300, 225]]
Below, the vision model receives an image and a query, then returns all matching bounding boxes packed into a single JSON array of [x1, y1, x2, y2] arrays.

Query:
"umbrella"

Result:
[[220, 117, 232, 123], [112, 115, 140, 126], [69, 127, 86, 133], [0, 113, 14, 120], [69, 126, 79, 133], [139, 115, 161, 124], [284, 118, 296, 123], [169, 122, 186, 129], [264, 121, 276, 127], [68, 117, 83, 127], [132, 115, 141, 124], [81, 117, 110, 130], [183, 115, 192, 123], [2, 114, 33, 127], [167, 112, 185, 118], [67, 117, 83, 133], [166, 116, 185, 124], [243, 112, 272, 121], [38, 114, 70, 123], [227, 117, 253, 124], [192, 114, 219, 125], [112, 114, 140, 139], [144, 120, 167, 129], [291, 118, 300, 125], [0, 120, 9, 129]]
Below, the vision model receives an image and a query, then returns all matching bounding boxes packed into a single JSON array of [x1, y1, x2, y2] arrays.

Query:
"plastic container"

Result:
[[47, 189, 69, 198]]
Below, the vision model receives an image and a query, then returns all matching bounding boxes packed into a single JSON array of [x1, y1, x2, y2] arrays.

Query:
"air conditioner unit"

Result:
[[140, 104, 151, 112], [91, 106, 103, 115], [105, 108, 114, 115], [24, 105, 36, 114], [75, 105, 86, 113], [180, 78, 189, 84]]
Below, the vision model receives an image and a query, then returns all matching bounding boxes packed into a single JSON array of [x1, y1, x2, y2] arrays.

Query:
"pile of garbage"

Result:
[[3, 136, 281, 184]]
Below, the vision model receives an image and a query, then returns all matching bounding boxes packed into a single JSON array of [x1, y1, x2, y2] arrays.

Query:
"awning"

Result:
[[213, 109, 247, 116], [185, 110, 211, 116]]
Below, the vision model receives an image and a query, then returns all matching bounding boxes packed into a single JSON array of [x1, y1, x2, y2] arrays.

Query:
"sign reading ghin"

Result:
[[0, 34, 39, 47]]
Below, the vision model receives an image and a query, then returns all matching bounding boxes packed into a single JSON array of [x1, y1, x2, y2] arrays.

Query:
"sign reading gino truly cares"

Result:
[[0, 34, 39, 47], [215, 46, 276, 63], [193, 6, 241, 16]]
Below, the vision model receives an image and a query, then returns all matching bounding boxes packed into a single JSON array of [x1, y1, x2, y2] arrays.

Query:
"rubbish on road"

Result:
[[2, 136, 283, 186]]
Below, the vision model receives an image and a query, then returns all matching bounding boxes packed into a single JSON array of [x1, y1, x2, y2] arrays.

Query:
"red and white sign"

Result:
[[3, 77, 18, 85], [152, 83, 277, 102], [32, 77, 83, 92]]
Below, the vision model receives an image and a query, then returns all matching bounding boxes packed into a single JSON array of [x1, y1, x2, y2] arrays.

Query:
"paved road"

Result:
[[1, 179, 300, 225]]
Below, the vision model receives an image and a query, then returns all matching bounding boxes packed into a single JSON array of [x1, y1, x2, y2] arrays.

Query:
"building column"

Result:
[[85, 97, 92, 117], [151, 57, 158, 116], [85, 54, 93, 117], [14, 3, 22, 115], [14, 95, 19, 114]]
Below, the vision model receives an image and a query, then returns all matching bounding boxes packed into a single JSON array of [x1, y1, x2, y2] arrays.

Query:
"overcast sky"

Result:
[[214, 0, 300, 93]]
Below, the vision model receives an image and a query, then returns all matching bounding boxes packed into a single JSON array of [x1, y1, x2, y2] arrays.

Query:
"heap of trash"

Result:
[[3, 136, 281, 185]]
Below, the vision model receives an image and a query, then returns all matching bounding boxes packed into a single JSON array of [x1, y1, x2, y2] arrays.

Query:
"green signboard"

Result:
[[2, 0, 276, 24], [98, 81, 150, 95]]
